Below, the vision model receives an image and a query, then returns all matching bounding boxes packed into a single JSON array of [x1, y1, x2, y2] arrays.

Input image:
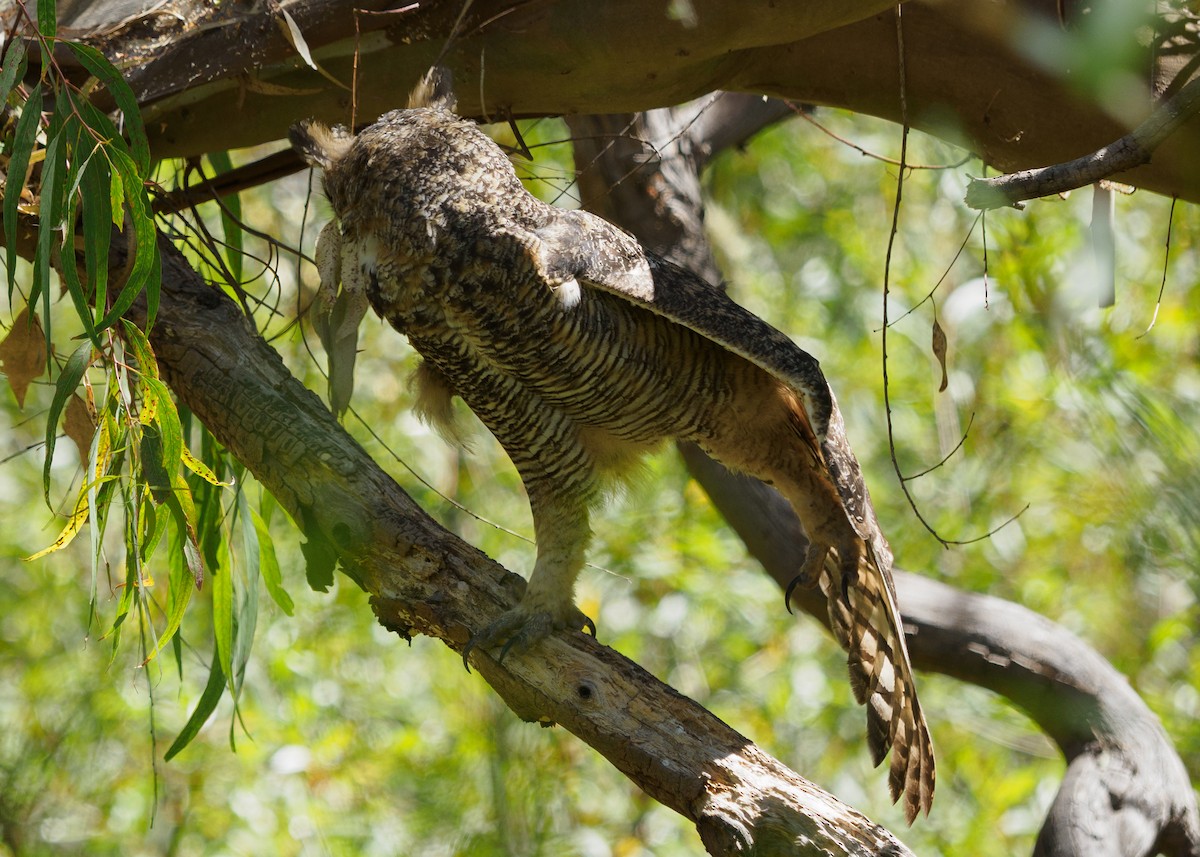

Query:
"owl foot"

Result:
[[462, 604, 596, 670], [784, 539, 861, 612]]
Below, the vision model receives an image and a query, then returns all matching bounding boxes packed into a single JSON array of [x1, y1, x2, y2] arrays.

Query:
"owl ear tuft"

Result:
[[290, 120, 353, 170], [408, 66, 457, 112]]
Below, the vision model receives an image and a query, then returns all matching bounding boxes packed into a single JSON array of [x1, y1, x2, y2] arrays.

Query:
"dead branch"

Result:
[[35, 0, 1200, 202]]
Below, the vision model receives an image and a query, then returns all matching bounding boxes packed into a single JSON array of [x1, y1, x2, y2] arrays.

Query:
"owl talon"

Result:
[[462, 604, 595, 671], [784, 541, 831, 614]]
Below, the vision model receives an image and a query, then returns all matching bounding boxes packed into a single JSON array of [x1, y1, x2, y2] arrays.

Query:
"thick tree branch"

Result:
[[569, 95, 1200, 857], [30, 0, 1200, 203], [115, 234, 916, 857]]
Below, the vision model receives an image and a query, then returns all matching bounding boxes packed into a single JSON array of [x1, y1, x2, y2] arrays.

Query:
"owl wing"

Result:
[[532, 207, 935, 822], [532, 210, 833, 439]]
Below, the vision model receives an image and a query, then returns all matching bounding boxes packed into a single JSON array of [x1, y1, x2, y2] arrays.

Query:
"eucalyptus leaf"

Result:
[[66, 42, 151, 174], [43, 342, 93, 507], [0, 40, 28, 107], [6, 83, 42, 298], [207, 151, 244, 285], [164, 654, 225, 761], [97, 149, 160, 332]]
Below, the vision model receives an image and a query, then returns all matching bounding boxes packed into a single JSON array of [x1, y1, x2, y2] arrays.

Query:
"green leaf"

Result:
[[120, 319, 160, 380], [143, 495, 199, 664], [301, 528, 337, 592], [96, 148, 159, 332], [206, 151, 243, 284], [86, 415, 112, 630], [164, 653, 225, 761], [36, 0, 55, 39], [58, 249, 102, 348], [32, 129, 64, 349], [108, 166, 124, 227], [143, 376, 183, 488], [107, 494, 142, 656], [66, 42, 150, 174], [57, 134, 102, 348], [212, 538, 234, 698], [139, 423, 171, 505], [43, 342, 94, 507], [232, 488, 261, 691], [60, 109, 91, 206], [252, 505, 292, 615], [82, 157, 113, 325], [139, 494, 169, 562], [73, 96, 121, 142], [6, 82, 42, 299], [0, 40, 28, 107]]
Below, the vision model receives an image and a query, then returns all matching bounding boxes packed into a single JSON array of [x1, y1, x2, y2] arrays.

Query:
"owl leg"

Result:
[[774, 472, 862, 609], [462, 449, 598, 668], [702, 380, 860, 606]]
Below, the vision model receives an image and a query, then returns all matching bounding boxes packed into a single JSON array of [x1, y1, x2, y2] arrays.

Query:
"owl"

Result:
[[290, 70, 934, 822]]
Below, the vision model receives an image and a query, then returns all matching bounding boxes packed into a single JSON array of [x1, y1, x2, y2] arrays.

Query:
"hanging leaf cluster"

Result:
[[1, 1, 293, 758]]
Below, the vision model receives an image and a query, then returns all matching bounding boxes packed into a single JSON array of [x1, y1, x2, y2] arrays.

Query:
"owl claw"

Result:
[[784, 540, 831, 614], [462, 604, 595, 671], [784, 538, 863, 611]]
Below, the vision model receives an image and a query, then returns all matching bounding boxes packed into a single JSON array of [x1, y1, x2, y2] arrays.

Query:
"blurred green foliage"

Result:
[[2, 97, 1198, 857]]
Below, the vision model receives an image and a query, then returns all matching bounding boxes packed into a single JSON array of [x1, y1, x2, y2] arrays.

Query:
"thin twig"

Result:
[[881, 7, 1025, 549], [965, 74, 1200, 210], [881, 4, 950, 547], [902, 412, 976, 481], [884, 212, 982, 328], [787, 101, 973, 171], [1139, 195, 1178, 337]]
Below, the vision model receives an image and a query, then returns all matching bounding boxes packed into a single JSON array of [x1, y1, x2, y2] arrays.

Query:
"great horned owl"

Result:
[[290, 71, 934, 822]]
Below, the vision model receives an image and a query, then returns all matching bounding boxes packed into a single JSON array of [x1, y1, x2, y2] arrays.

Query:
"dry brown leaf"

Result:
[[932, 317, 949, 393], [64, 390, 97, 463], [0, 306, 47, 408]]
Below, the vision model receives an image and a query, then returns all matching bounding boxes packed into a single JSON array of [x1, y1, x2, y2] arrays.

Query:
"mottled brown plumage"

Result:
[[290, 72, 934, 822]]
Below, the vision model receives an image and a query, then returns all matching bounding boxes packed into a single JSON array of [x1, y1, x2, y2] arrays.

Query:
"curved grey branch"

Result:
[[569, 94, 1200, 857]]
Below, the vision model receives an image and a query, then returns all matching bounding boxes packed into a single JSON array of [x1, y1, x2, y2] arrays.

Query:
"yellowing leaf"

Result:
[[181, 445, 232, 487], [25, 487, 89, 560], [139, 386, 159, 425], [0, 306, 46, 407]]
